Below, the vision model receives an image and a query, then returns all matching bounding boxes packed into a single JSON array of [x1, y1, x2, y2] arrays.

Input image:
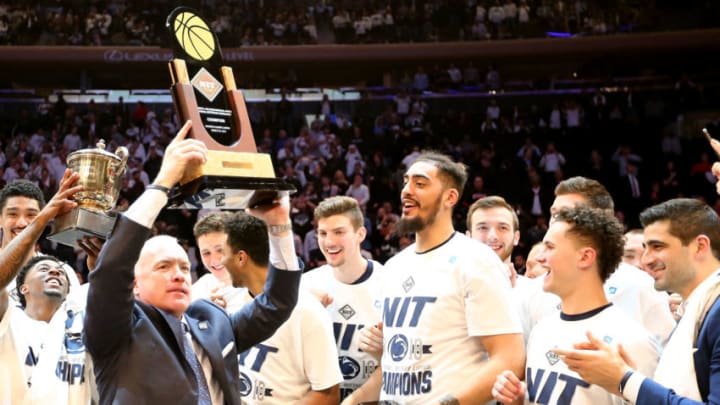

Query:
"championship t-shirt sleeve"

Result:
[[301, 300, 343, 390], [462, 254, 522, 337]]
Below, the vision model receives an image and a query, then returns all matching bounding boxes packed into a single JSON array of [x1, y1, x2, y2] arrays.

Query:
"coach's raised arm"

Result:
[[83, 121, 300, 404]]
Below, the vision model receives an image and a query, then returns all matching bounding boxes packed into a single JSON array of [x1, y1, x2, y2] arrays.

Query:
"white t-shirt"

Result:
[[379, 233, 521, 403], [513, 275, 561, 343], [525, 304, 659, 404], [301, 260, 385, 401], [25, 290, 96, 405], [238, 292, 342, 404], [0, 304, 40, 404], [604, 263, 675, 346], [191, 273, 248, 314]]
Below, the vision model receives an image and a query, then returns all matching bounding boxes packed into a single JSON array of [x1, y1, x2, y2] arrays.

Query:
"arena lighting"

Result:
[[43, 88, 363, 104], [546, 31, 573, 38]]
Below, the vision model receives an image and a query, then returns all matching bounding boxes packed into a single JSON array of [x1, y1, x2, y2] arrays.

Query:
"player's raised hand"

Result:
[[247, 193, 292, 236], [39, 168, 83, 221], [308, 288, 334, 307], [209, 286, 228, 309], [78, 236, 104, 272], [553, 331, 632, 395], [491, 370, 525, 404], [704, 128, 720, 195], [153, 120, 207, 189]]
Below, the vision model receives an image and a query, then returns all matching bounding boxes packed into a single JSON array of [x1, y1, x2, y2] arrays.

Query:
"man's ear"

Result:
[[235, 250, 248, 266], [577, 247, 598, 271], [444, 187, 459, 208], [695, 234, 712, 259], [357, 226, 367, 243]]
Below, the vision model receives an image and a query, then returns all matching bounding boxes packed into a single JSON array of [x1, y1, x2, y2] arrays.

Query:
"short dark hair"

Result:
[[223, 212, 269, 267], [414, 151, 468, 196], [0, 180, 45, 212], [466, 195, 519, 232], [555, 176, 614, 213], [193, 211, 232, 239], [640, 198, 720, 260], [553, 206, 624, 282], [15, 255, 64, 308], [314, 196, 364, 230]]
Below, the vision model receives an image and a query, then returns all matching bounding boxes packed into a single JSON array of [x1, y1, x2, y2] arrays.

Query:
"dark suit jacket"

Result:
[[84, 215, 300, 405], [519, 185, 554, 218], [636, 294, 720, 405]]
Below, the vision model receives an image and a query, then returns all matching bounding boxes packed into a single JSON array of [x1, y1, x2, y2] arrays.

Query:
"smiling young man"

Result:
[[492, 206, 659, 405], [300, 196, 385, 402], [15, 255, 71, 322], [359, 152, 524, 404], [466, 196, 559, 343], [550, 176, 675, 346], [0, 169, 97, 405], [0, 180, 44, 254], [554, 198, 720, 404], [222, 210, 342, 404], [192, 211, 247, 313], [466, 195, 520, 265]]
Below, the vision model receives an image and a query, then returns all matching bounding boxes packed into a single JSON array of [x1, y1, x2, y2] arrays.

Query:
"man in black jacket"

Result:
[[84, 121, 301, 404]]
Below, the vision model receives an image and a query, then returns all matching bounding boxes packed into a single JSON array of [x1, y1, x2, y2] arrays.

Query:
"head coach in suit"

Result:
[[83, 121, 301, 404]]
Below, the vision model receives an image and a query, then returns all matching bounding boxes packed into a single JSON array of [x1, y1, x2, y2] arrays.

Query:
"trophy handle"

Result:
[[113, 146, 129, 177]]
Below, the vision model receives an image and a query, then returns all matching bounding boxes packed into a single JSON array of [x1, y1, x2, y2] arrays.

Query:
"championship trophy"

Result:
[[47, 140, 129, 247], [165, 7, 294, 209]]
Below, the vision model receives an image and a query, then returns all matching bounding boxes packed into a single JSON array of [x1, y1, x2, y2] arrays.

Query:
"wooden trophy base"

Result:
[[167, 150, 295, 209]]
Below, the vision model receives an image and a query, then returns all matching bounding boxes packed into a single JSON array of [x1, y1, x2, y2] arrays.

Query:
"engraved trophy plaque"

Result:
[[47, 140, 129, 248], [165, 7, 294, 209]]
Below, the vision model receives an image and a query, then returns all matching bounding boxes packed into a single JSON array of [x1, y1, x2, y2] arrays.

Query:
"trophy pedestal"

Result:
[[168, 150, 296, 209], [168, 175, 295, 209], [47, 207, 117, 248]]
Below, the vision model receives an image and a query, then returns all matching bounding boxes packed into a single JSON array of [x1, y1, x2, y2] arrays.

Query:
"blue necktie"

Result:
[[182, 322, 212, 405]]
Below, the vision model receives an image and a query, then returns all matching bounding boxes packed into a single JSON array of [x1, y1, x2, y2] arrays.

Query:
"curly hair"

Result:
[[553, 206, 624, 281], [0, 180, 45, 212]]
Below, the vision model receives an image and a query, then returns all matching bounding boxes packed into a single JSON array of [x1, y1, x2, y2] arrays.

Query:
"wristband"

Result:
[[268, 223, 292, 234], [146, 184, 172, 196], [619, 370, 634, 395]]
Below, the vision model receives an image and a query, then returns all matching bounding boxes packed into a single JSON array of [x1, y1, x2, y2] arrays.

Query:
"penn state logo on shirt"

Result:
[[339, 355, 361, 379], [64, 309, 85, 355], [338, 304, 356, 320], [388, 334, 409, 362], [239, 371, 253, 397], [402, 276, 415, 293]]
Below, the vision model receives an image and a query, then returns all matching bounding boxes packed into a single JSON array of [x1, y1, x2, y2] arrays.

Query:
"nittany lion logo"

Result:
[[239, 372, 252, 396], [64, 310, 85, 355], [388, 334, 409, 362], [339, 356, 360, 379]]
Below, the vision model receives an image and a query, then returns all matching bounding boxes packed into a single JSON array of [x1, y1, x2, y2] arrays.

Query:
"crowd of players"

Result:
[[2, 115, 720, 404]]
